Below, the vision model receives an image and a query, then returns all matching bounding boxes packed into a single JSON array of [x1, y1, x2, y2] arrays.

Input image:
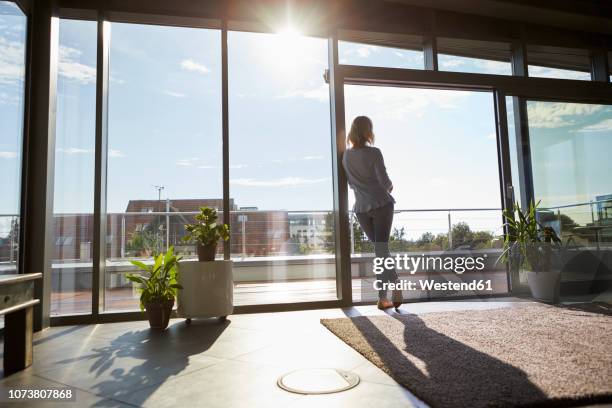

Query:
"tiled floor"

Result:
[[0, 298, 557, 407]]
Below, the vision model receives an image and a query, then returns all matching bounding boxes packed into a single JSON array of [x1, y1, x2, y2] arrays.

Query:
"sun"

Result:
[[257, 25, 313, 76]]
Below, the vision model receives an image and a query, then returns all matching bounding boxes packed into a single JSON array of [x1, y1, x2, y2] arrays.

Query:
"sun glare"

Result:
[[256, 25, 313, 76]]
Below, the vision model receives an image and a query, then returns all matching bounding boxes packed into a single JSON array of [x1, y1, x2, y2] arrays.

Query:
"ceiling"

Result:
[[386, 0, 612, 35]]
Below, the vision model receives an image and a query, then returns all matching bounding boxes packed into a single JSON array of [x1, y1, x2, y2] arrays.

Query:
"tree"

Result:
[[451, 222, 472, 248]]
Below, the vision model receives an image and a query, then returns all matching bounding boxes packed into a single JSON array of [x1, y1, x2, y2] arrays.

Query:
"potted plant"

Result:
[[126, 246, 183, 329], [178, 207, 233, 324], [498, 201, 562, 303], [183, 207, 230, 261]]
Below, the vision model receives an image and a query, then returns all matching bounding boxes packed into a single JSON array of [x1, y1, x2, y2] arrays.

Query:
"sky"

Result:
[[0, 2, 25, 238], [1, 8, 612, 240]]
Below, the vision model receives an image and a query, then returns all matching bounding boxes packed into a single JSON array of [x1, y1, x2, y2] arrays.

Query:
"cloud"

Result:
[[164, 90, 187, 98], [527, 102, 602, 129], [57, 147, 93, 155], [108, 149, 125, 158], [0, 90, 22, 106], [475, 59, 511, 74], [231, 177, 329, 187], [344, 85, 469, 120], [0, 36, 25, 85], [577, 118, 612, 133], [529, 65, 590, 81], [58, 46, 96, 84], [440, 57, 465, 69], [356, 46, 373, 58], [0, 151, 17, 159], [486, 132, 496, 140], [177, 158, 198, 167], [180, 59, 210, 74], [273, 155, 325, 164], [278, 84, 329, 102]]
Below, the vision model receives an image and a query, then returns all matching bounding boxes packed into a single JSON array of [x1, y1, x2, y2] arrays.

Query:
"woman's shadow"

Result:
[[337, 309, 548, 408]]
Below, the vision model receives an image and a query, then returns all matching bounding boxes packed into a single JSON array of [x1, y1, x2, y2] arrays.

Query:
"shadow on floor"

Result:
[[53, 318, 230, 407], [337, 308, 548, 408]]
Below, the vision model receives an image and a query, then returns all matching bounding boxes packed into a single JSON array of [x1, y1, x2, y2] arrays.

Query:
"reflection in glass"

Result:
[[438, 38, 512, 75], [345, 85, 507, 302], [526, 101, 612, 301], [527, 101, 612, 245], [527, 45, 591, 81], [105, 23, 222, 312], [338, 35, 423, 70], [52, 19, 97, 315], [228, 30, 337, 305], [0, 2, 26, 275]]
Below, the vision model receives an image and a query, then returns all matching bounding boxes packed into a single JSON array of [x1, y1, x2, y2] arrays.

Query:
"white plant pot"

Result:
[[177, 260, 233, 320], [526, 270, 560, 304]]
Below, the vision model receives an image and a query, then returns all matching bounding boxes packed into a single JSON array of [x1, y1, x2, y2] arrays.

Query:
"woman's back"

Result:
[[343, 146, 394, 213]]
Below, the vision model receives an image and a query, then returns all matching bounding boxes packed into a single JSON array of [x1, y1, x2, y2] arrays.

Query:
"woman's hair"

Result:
[[347, 116, 375, 148]]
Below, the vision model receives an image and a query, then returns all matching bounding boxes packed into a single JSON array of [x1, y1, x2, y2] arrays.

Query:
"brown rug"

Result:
[[321, 303, 612, 407]]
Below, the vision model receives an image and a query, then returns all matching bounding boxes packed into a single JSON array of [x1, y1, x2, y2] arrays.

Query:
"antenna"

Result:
[[152, 185, 165, 202]]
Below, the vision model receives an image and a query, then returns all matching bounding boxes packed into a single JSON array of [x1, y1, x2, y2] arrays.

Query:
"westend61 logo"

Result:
[[373, 254, 487, 275]]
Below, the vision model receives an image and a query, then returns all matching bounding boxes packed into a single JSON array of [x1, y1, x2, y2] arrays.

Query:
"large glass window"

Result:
[[437, 38, 512, 75], [105, 23, 222, 312], [526, 101, 612, 246], [528, 45, 591, 81], [51, 19, 97, 315], [0, 2, 26, 275], [338, 30, 424, 69], [510, 100, 612, 301], [345, 85, 506, 302], [228, 30, 337, 305]]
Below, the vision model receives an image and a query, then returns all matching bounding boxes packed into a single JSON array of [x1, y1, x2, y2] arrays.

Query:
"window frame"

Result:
[[17, 7, 609, 326]]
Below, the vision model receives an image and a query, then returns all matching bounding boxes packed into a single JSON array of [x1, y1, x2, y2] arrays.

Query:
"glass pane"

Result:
[[527, 101, 612, 237], [105, 23, 222, 312], [528, 45, 591, 81], [52, 19, 97, 315], [505, 96, 523, 207], [526, 101, 612, 301], [438, 38, 512, 75], [345, 85, 506, 302], [0, 1, 26, 275], [228, 30, 337, 305], [338, 31, 423, 69]]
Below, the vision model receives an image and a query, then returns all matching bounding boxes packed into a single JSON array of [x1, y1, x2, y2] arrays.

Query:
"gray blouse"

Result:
[[342, 146, 395, 213]]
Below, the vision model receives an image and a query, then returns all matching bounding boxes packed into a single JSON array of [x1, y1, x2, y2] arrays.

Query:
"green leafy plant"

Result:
[[126, 246, 183, 311], [182, 207, 230, 246], [498, 201, 561, 272]]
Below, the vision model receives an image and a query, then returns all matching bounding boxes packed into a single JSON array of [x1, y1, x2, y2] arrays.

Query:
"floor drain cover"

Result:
[[277, 368, 360, 395]]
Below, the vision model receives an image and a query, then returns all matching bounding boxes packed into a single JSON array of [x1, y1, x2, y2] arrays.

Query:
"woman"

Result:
[[342, 116, 402, 310]]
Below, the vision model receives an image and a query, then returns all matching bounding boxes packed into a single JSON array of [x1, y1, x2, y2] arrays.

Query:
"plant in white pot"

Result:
[[498, 201, 562, 303], [126, 246, 183, 330], [179, 207, 233, 324], [183, 207, 229, 261]]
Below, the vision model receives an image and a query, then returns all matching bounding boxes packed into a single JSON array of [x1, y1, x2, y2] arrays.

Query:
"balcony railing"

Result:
[[2, 198, 611, 272]]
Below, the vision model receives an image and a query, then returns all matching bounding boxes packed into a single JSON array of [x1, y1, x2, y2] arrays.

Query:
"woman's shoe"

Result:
[[392, 288, 403, 310], [377, 298, 394, 310]]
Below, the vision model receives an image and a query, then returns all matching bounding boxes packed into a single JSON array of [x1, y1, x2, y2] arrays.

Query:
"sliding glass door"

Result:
[[344, 85, 508, 302]]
